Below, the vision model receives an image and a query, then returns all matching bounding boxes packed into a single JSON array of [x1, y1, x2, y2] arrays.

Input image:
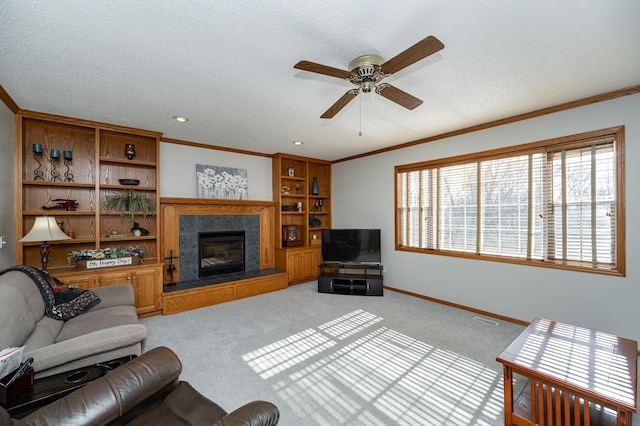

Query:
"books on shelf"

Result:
[[0, 346, 24, 380]]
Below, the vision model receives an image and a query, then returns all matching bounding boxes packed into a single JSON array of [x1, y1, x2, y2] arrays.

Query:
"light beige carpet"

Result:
[[141, 282, 639, 425]]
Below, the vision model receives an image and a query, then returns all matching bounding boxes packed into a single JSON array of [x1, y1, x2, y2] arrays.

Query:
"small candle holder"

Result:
[[50, 149, 61, 182], [32, 144, 44, 181], [63, 150, 74, 182], [125, 144, 135, 160]]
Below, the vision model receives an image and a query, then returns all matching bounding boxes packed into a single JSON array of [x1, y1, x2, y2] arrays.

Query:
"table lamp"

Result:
[[19, 216, 70, 271]]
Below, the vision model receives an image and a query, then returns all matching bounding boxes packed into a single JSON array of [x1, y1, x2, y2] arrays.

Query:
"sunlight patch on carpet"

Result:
[[242, 310, 505, 425], [318, 309, 383, 340], [242, 328, 336, 379]]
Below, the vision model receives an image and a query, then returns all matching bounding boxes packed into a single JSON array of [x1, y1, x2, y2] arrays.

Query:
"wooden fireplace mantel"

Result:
[[160, 197, 278, 284], [159, 197, 287, 315]]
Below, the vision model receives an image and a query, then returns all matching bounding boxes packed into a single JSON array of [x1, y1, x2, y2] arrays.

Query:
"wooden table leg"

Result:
[[503, 365, 513, 426]]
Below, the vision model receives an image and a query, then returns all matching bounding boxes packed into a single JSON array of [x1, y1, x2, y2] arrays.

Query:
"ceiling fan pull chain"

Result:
[[359, 92, 363, 136]]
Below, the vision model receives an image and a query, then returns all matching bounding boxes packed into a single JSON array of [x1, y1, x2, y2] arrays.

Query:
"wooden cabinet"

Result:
[[275, 247, 322, 285], [16, 111, 163, 316], [272, 154, 331, 284], [56, 264, 163, 316]]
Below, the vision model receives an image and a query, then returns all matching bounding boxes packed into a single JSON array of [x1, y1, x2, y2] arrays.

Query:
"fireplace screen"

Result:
[[199, 231, 245, 277]]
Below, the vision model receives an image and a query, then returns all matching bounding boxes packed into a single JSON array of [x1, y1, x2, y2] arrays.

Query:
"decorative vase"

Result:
[[309, 216, 322, 228], [311, 177, 319, 195]]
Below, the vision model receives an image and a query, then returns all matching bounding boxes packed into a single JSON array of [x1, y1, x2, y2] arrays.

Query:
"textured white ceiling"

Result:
[[2, 1, 639, 161]]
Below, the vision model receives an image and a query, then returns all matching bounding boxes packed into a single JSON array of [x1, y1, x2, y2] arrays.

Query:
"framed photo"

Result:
[[196, 164, 248, 200], [282, 225, 303, 247]]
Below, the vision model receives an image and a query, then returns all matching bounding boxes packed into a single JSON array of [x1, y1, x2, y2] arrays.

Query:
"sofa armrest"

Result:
[[146, 382, 279, 426], [90, 283, 135, 310], [24, 324, 146, 373], [19, 347, 181, 426], [213, 401, 280, 426]]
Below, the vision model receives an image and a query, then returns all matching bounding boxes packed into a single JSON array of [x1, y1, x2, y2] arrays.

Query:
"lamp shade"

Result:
[[20, 216, 70, 242]]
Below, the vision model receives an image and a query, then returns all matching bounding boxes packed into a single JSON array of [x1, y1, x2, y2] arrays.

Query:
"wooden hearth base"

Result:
[[162, 271, 288, 315]]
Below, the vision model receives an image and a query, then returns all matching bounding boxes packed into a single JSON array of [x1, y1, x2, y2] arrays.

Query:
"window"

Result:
[[395, 127, 625, 276]]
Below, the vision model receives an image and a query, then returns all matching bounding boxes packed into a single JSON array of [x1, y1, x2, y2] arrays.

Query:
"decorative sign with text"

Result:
[[76, 256, 140, 270]]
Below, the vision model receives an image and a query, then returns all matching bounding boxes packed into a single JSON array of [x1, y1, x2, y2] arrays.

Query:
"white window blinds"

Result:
[[396, 129, 621, 274], [545, 140, 615, 266]]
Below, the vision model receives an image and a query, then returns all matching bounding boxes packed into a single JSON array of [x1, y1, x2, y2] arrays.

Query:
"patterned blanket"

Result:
[[0, 265, 100, 321]]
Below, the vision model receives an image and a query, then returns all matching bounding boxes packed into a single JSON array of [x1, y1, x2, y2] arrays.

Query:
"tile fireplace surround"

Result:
[[178, 215, 260, 281]]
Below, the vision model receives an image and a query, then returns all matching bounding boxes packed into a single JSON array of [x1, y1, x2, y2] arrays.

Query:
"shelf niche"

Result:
[[272, 154, 332, 285]]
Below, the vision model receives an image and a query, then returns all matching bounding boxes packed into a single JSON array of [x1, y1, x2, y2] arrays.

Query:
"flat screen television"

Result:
[[321, 229, 381, 264]]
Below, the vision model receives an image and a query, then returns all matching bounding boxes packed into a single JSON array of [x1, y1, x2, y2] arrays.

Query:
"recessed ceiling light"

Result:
[[293, 140, 304, 146], [172, 116, 189, 123]]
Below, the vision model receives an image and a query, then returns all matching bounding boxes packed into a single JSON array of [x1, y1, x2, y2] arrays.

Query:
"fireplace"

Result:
[[199, 231, 245, 277], [177, 214, 260, 282]]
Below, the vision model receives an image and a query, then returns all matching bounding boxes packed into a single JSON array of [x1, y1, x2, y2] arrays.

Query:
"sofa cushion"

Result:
[[0, 270, 46, 348], [91, 283, 135, 309], [22, 316, 64, 353], [55, 305, 140, 343]]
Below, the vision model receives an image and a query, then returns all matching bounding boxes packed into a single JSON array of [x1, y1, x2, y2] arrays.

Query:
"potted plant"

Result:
[[104, 189, 155, 219]]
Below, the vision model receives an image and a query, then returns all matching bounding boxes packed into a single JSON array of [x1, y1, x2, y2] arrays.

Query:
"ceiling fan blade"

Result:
[[294, 60, 351, 79], [380, 35, 444, 75], [376, 84, 423, 110], [320, 89, 359, 119]]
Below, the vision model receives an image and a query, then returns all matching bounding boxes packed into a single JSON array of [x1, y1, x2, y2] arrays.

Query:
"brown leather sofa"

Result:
[[0, 346, 279, 425]]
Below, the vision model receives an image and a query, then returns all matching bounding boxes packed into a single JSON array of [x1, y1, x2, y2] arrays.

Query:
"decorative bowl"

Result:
[[118, 179, 140, 186]]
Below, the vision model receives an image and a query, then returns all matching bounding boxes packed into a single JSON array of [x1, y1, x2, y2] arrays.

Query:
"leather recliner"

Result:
[[0, 346, 279, 426]]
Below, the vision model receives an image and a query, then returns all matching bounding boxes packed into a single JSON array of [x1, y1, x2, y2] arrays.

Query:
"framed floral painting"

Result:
[[196, 164, 248, 200]]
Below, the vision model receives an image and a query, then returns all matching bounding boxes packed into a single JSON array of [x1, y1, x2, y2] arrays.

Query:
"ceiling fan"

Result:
[[294, 35, 444, 119]]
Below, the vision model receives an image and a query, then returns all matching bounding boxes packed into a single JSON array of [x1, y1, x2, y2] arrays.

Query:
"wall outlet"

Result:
[[0, 236, 6, 248]]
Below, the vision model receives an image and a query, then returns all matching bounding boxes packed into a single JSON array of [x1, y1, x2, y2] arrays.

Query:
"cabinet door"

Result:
[[99, 270, 132, 287], [132, 266, 161, 314], [287, 248, 320, 283], [301, 248, 321, 279], [57, 273, 100, 289], [287, 251, 305, 283], [307, 248, 322, 278]]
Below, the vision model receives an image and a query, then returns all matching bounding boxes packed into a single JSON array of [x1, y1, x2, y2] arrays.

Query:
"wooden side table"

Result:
[[497, 318, 637, 426]]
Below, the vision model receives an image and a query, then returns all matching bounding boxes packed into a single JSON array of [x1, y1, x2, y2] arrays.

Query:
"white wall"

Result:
[[0, 102, 15, 269], [159, 142, 273, 200], [333, 93, 640, 342]]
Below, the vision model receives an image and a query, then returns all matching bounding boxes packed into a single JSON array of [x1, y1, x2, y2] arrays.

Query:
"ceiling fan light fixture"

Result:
[[347, 54, 386, 93], [294, 35, 444, 118], [348, 54, 385, 73]]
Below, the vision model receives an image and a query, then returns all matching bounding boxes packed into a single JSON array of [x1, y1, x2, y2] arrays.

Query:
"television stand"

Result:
[[318, 262, 383, 296]]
